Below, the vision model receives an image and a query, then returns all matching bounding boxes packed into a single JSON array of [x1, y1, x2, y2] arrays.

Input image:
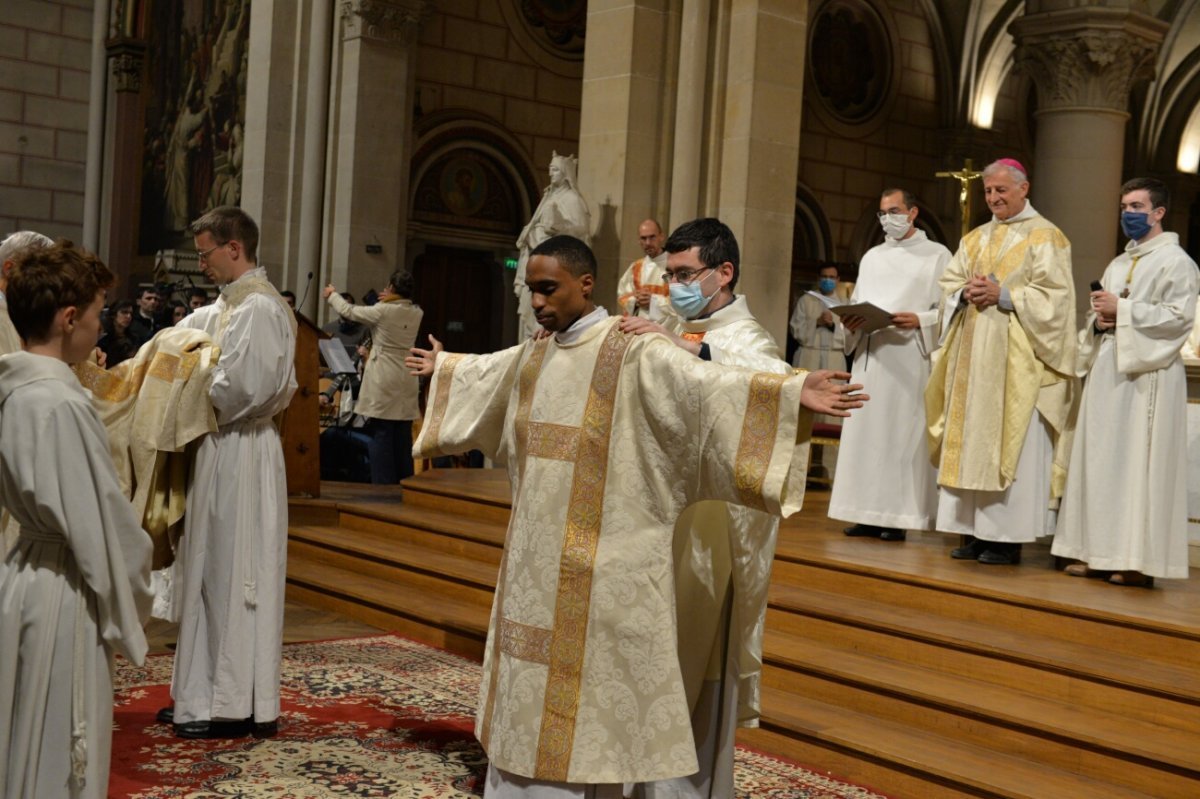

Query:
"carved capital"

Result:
[[341, 0, 431, 47], [1010, 9, 1167, 114], [106, 38, 146, 93]]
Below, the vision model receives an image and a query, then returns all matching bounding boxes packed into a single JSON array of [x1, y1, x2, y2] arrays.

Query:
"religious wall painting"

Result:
[[413, 149, 524, 234], [807, 0, 897, 137], [139, 0, 251, 255]]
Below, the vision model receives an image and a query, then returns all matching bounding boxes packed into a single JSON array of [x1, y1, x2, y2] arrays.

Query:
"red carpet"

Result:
[[110, 634, 889, 798]]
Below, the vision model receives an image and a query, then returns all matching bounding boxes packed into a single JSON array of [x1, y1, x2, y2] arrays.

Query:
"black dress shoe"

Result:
[[978, 542, 1021, 565], [174, 719, 251, 739], [251, 720, 279, 739], [879, 528, 906, 541], [843, 524, 882, 538], [156, 706, 174, 725], [950, 536, 987, 560]]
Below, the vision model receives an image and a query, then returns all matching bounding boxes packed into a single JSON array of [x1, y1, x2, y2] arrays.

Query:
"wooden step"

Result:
[[290, 524, 500, 590], [762, 631, 1200, 793], [768, 583, 1200, 707], [286, 554, 491, 648], [337, 503, 508, 553], [770, 558, 1200, 668], [401, 469, 511, 525], [752, 688, 1163, 799]]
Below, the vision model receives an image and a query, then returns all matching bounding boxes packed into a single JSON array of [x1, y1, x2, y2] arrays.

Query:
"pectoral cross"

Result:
[[936, 158, 984, 241]]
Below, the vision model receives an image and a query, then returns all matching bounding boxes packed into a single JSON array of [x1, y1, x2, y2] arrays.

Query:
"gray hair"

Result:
[[0, 231, 54, 265], [982, 160, 1028, 184]]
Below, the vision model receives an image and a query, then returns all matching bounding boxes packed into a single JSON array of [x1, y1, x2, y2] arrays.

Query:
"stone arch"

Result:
[[408, 111, 541, 247]]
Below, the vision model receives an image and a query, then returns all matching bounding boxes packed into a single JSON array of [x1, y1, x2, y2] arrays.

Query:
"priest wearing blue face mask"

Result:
[[1053, 177, 1198, 588]]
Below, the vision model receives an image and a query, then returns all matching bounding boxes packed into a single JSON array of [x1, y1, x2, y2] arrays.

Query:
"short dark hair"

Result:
[[530, 235, 597, 278], [881, 188, 916, 209], [137, 286, 159, 300], [8, 240, 114, 343], [280, 290, 296, 300], [664, 218, 740, 290], [1120, 177, 1170, 213], [388, 270, 414, 298], [187, 286, 208, 302], [190, 206, 260, 261]]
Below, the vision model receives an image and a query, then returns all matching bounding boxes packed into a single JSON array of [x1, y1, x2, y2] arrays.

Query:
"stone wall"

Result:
[[0, 0, 93, 240], [414, 1, 582, 193]]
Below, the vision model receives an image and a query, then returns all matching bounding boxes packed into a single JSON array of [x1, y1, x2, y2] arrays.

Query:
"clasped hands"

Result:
[[963, 275, 1000, 309], [1091, 290, 1118, 330]]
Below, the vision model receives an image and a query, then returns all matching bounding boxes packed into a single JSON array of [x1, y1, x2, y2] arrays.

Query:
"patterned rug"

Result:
[[110, 634, 889, 798]]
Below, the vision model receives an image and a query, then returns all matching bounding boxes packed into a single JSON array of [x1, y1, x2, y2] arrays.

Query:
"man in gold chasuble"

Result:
[[407, 235, 867, 796], [925, 159, 1078, 566]]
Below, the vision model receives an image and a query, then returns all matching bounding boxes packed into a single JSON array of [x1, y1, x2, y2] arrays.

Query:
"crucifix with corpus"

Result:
[[936, 158, 983, 241]]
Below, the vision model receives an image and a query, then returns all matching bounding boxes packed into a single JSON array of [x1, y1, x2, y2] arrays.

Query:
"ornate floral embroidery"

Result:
[[734, 373, 787, 510]]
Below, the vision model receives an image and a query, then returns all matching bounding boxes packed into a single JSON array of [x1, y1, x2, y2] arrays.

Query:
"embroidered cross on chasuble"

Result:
[[412, 317, 813, 784]]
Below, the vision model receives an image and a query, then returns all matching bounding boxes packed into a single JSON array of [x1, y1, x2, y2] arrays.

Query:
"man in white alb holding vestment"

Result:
[[407, 235, 867, 797], [1053, 177, 1198, 587], [830, 189, 949, 541], [619, 218, 792, 798], [926, 159, 1077, 566]]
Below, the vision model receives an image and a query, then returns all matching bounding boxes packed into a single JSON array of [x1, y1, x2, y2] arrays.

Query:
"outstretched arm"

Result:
[[799, 369, 867, 417], [405, 334, 443, 376]]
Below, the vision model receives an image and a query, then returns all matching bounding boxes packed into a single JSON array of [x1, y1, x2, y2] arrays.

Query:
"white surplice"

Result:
[[1053, 233, 1199, 579], [413, 315, 812, 787], [0, 352, 152, 799], [171, 267, 297, 724], [649, 296, 793, 799], [828, 231, 950, 530]]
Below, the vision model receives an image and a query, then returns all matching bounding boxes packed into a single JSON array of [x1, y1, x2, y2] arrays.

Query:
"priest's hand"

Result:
[[93, 347, 107, 369], [406, 334, 444, 377], [322, 284, 337, 300], [891, 312, 920, 330], [619, 315, 701, 356], [800, 369, 868, 418], [842, 314, 866, 332], [635, 286, 653, 310], [1091, 289, 1118, 321], [965, 275, 1000, 308]]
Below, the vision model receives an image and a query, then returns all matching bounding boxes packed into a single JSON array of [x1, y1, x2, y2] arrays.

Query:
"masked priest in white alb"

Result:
[[1053, 178, 1198, 587]]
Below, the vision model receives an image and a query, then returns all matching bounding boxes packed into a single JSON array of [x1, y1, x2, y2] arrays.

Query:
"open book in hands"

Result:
[[805, 291, 893, 334]]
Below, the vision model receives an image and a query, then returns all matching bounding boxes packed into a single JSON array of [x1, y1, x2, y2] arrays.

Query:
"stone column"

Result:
[[577, 0, 676, 307], [326, 0, 429, 302], [104, 37, 146, 288], [715, 1, 807, 341], [1011, 5, 1167, 319]]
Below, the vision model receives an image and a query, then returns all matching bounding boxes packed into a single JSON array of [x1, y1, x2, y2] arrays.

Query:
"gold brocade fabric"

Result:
[[925, 214, 1078, 495], [74, 327, 220, 569], [413, 317, 810, 784]]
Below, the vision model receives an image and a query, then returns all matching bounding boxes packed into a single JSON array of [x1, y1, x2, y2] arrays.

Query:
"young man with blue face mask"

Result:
[[1052, 177, 1198, 588]]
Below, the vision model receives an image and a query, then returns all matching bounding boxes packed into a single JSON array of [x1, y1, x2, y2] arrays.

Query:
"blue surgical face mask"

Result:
[[818, 277, 837, 294], [1120, 211, 1153, 241], [669, 270, 717, 319]]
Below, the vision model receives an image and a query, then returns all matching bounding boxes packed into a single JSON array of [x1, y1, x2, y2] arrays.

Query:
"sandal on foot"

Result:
[[1064, 563, 1110, 578], [1109, 571, 1154, 588]]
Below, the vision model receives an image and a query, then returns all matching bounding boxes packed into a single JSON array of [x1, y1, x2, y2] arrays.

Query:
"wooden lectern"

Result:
[[280, 312, 324, 497]]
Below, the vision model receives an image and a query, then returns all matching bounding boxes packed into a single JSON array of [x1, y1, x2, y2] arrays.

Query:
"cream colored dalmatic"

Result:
[[414, 315, 811, 784]]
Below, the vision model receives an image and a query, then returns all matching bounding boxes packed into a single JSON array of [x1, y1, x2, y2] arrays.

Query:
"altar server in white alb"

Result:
[[830, 188, 950, 541], [167, 206, 297, 738], [620, 217, 792, 799], [0, 242, 152, 799], [407, 235, 867, 798], [1053, 178, 1199, 587]]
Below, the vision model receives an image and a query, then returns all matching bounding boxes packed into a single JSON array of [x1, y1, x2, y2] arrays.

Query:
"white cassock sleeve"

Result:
[[208, 295, 296, 425], [1114, 265, 1199, 374], [21, 399, 153, 664]]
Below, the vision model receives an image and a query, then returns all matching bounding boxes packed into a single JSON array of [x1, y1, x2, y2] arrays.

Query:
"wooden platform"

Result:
[[286, 470, 1200, 798]]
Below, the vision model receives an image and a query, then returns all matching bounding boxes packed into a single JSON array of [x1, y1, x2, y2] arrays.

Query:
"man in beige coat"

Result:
[[323, 270, 423, 482]]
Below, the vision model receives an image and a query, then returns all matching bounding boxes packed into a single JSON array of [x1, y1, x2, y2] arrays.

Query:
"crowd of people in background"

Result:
[[96, 284, 214, 368]]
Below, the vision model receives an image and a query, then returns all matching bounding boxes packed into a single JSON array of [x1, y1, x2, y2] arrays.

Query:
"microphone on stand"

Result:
[[298, 271, 315, 310]]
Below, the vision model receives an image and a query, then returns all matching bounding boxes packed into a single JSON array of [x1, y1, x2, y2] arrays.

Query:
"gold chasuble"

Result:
[[414, 316, 811, 783], [925, 210, 1077, 494], [74, 327, 220, 568]]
